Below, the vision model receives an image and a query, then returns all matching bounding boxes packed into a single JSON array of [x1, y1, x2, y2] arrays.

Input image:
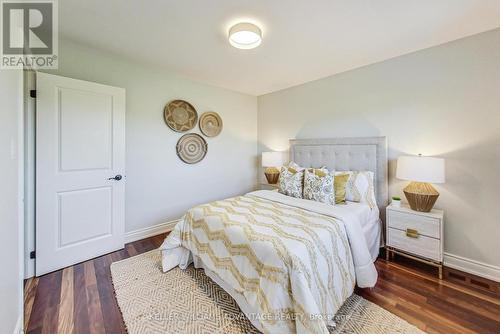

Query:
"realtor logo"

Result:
[[1, 0, 58, 69]]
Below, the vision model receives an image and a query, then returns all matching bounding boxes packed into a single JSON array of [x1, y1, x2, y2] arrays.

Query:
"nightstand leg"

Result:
[[438, 265, 443, 280], [386, 248, 390, 261]]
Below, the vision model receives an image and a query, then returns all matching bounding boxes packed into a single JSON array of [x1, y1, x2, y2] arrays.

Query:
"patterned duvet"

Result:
[[160, 190, 377, 334]]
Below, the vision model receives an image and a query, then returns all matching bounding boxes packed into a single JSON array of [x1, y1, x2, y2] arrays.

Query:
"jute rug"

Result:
[[111, 250, 424, 334]]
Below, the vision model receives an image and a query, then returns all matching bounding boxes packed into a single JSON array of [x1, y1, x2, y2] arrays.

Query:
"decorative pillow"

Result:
[[336, 171, 377, 208], [303, 168, 335, 205], [334, 173, 350, 204], [278, 166, 304, 198]]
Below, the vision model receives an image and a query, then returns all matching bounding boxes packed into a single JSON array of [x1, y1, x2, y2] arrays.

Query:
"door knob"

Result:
[[108, 174, 123, 181]]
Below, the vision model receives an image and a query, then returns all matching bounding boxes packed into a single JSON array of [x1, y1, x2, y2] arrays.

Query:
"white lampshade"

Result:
[[262, 152, 284, 167], [396, 155, 445, 184]]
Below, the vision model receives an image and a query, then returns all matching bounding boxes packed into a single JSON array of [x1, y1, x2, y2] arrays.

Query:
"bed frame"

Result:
[[289, 137, 388, 212]]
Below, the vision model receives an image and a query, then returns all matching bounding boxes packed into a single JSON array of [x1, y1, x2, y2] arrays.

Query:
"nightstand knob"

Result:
[[406, 228, 419, 238]]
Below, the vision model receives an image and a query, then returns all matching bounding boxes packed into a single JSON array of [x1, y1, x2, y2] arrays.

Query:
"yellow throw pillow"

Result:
[[334, 173, 350, 204]]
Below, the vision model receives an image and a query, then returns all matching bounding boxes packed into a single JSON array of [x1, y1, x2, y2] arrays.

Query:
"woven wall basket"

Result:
[[199, 111, 223, 137], [176, 133, 207, 164], [164, 100, 198, 132]]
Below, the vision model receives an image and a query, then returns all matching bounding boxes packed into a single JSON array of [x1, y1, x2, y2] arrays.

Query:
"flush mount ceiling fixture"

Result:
[[228, 22, 262, 49]]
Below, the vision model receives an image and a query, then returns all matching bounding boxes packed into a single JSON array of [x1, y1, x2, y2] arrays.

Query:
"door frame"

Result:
[[24, 70, 36, 279], [15, 68, 26, 333]]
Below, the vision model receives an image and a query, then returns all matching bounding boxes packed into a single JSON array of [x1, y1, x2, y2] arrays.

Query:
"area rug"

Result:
[[111, 250, 424, 334]]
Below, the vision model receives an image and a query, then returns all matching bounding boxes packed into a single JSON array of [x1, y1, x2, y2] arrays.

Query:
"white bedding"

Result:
[[339, 201, 381, 261], [160, 190, 378, 333], [250, 191, 378, 286], [254, 191, 381, 260]]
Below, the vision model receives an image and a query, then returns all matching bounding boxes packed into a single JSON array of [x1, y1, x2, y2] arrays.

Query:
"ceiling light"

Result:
[[228, 22, 262, 49]]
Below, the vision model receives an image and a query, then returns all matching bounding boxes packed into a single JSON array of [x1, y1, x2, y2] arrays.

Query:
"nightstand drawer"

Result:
[[387, 210, 440, 239], [387, 228, 441, 261]]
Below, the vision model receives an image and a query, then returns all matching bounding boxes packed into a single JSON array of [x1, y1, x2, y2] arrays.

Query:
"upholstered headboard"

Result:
[[289, 137, 388, 210]]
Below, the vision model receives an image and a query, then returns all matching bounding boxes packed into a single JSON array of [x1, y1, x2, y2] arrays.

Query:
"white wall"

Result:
[[0, 69, 24, 333], [46, 39, 258, 233], [258, 29, 500, 271]]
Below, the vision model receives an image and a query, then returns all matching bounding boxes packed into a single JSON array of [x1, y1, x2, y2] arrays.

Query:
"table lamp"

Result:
[[396, 155, 445, 212], [262, 152, 284, 184]]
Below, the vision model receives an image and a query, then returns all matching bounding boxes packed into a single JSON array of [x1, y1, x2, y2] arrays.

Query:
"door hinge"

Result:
[[30, 250, 36, 259], [30, 89, 36, 98]]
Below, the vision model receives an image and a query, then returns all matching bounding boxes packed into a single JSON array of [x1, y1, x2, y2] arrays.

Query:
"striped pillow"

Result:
[[335, 171, 377, 208]]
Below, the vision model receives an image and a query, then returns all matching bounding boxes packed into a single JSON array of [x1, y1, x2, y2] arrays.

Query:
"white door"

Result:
[[36, 72, 126, 276]]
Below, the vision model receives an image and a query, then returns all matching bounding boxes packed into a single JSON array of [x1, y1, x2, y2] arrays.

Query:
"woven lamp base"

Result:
[[403, 181, 439, 212], [264, 167, 280, 184]]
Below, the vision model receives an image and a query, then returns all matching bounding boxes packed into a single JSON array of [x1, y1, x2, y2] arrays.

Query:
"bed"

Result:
[[160, 137, 388, 334]]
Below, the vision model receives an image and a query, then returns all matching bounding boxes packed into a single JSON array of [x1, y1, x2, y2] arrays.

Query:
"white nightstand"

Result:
[[386, 204, 444, 279], [259, 182, 279, 190]]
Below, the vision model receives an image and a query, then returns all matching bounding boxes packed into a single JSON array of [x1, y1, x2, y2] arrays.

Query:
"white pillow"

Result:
[[335, 171, 377, 208]]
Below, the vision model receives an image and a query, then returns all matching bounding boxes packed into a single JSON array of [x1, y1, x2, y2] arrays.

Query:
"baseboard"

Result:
[[14, 314, 22, 334], [444, 252, 500, 283], [23, 221, 179, 280], [124, 219, 180, 244]]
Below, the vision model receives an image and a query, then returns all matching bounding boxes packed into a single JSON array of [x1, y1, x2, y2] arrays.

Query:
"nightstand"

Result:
[[259, 182, 279, 190], [386, 204, 444, 279]]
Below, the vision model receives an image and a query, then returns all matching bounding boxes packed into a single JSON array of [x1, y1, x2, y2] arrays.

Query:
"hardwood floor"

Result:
[[25, 234, 500, 334]]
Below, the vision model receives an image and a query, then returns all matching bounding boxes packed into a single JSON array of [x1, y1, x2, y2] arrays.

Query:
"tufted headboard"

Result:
[[289, 137, 388, 211]]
